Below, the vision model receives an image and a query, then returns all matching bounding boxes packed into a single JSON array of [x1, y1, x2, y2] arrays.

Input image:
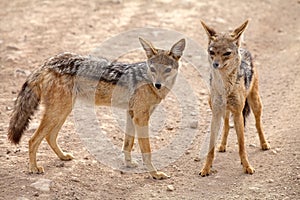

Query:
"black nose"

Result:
[[213, 62, 219, 69], [154, 83, 161, 89]]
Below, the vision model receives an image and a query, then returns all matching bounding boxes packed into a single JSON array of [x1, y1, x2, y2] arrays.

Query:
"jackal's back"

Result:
[[44, 53, 151, 87], [239, 48, 254, 90]]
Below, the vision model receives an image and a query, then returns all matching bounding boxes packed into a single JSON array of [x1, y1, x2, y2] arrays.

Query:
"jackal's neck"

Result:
[[211, 60, 241, 95], [150, 85, 171, 100]]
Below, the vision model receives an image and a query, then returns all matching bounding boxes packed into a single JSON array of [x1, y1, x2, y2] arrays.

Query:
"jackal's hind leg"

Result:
[[122, 111, 138, 168], [248, 87, 270, 150], [28, 115, 53, 174], [233, 112, 255, 174], [45, 108, 74, 161]]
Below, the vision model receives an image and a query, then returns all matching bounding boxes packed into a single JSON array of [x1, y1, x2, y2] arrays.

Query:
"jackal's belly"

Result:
[[94, 82, 131, 109]]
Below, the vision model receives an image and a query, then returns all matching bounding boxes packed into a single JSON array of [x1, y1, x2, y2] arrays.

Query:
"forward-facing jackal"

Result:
[[8, 37, 186, 179], [199, 20, 270, 176]]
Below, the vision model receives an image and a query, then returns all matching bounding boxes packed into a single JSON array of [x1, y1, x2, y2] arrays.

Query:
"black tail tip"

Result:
[[8, 129, 21, 145], [243, 99, 251, 126]]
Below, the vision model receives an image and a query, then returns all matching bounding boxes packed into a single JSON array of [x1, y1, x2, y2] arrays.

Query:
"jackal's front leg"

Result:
[[122, 111, 138, 168], [135, 125, 169, 180], [200, 101, 225, 177], [219, 111, 230, 152]]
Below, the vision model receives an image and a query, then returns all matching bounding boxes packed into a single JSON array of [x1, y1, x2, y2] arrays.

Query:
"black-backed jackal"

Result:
[[199, 20, 270, 176], [8, 37, 185, 179]]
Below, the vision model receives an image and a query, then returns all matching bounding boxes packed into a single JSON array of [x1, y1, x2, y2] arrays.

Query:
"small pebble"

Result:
[[150, 193, 156, 198], [167, 185, 174, 191], [6, 106, 12, 111], [7, 45, 20, 51], [249, 144, 256, 148], [55, 162, 64, 168], [267, 179, 274, 183], [194, 157, 200, 162], [17, 197, 29, 200], [71, 178, 80, 182], [190, 112, 197, 116], [271, 150, 277, 154], [190, 121, 198, 129], [275, 148, 281, 152], [249, 186, 260, 191], [30, 178, 52, 192]]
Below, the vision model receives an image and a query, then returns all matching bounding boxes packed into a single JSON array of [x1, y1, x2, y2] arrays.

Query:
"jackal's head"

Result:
[[201, 20, 249, 71], [139, 37, 185, 89]]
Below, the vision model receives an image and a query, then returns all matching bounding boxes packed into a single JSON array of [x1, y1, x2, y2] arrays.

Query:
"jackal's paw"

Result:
[[199, 167, 211, 177], [60, 153, 74, 161], [218, 145, 226, 152], [125, 160, 138, 168], [261, 142, 271, 150], [29, 165, 44, 174], [150, 171, 170, 180], [244, 166, 255, 174]]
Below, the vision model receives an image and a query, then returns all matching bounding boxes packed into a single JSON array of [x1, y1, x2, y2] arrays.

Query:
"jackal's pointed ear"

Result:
[[139, 37, 158, 58], [201, 20, 217, 42], [170, 38, 185, 60], [230, 20, 249, 46]]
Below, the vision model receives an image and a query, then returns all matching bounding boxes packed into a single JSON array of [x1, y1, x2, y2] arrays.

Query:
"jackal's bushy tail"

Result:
[[8, 73, 41, 144]]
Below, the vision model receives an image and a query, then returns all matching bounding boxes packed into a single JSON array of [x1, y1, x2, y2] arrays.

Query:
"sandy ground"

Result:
[[0, 0, 299, 199]]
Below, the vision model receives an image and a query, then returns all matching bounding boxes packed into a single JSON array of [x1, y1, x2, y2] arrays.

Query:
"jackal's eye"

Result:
[[209, 50, 215, 56], [223, 51, 232, 56], [164, 68, 172, 73], [150, 67, 156, 73]]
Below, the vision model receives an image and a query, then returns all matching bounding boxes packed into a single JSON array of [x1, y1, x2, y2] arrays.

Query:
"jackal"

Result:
[[199, 20, 270, 176], [8, 37, 186, 179]]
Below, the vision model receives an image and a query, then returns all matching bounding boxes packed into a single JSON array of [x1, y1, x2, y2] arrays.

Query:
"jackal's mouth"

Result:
[[222, 63, 228, 68], [212, 63, 227, 69], [216, 63, 228, 70]]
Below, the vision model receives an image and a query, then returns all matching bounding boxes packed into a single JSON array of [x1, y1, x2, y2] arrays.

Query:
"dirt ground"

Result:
[[0, 0, 299, 199]]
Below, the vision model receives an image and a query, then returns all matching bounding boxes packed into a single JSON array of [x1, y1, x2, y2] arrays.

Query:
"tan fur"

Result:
[[199, 20, 270, 176], [8, 38, 186, 179]]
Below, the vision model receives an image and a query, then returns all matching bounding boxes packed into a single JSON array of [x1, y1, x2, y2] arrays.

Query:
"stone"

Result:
[[271, 150, 277, 154], [30, 178, 52, 192], [166, 185, 175, 191], [6, 106, 12, 111], [190, 121, 198, 129], [16, 197, 29, 200], [267, 179, 274, 183], [249, 186, 260, 192], [190, 112, 197, 116], [194, 157, 200, 162], [249, 144, 257, 148], [7, 45, 20, 51]]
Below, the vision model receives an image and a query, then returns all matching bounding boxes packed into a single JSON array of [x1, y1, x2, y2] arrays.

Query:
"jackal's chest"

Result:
[[225, 90, 245, 111]]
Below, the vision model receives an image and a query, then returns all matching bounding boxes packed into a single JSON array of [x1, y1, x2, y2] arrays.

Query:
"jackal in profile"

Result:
[[8, 37, 186, 179], [199, 20, 270, 176]]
